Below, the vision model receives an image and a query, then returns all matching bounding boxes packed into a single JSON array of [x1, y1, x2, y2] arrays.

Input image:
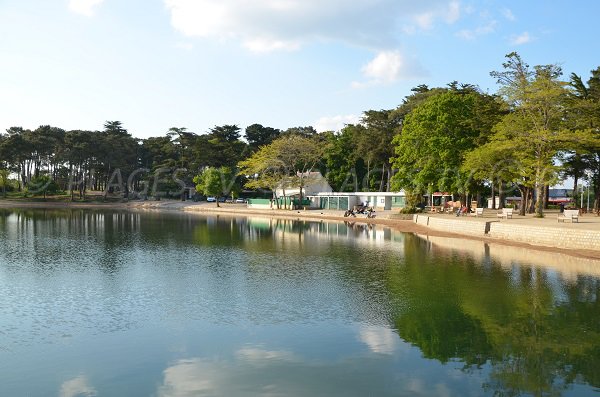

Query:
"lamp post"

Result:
[[587, 182, 591, 213]]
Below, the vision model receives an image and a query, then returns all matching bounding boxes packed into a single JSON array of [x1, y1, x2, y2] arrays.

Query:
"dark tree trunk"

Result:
[[518, 186, 527, 216], [498, 181, 504, 210]]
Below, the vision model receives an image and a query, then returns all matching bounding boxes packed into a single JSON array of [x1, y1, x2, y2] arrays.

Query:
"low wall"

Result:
[[415, 214, 429, 226], [418, 215, 488, 236], [413, 215, 600, 251], [488, 223, 600, 250]]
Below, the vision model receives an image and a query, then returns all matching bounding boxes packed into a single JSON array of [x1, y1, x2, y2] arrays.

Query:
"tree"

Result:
[[244, 124, 281, 153], [322, 125, 366, 192], [563, 67, 600, 210], [282, 126, 318, 138], [463, 139, 533, 215], [100, 121, 140, 199], [489, 53, 574, 217], [391, 89, 501, 205], [197, 125, 247, 168], [270, 135, 323, 206], [238, 134, 323, 209], [355, 110, 400, 191], [28, 174, 60, 198], [238, 144, 286, 208], [0, 168, 9, 197], [193, 167, 234, 207]]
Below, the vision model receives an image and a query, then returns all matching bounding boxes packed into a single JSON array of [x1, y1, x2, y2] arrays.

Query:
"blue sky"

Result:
[[1, 0, 599, 138]]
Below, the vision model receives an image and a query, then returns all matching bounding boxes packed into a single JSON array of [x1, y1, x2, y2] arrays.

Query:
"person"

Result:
[[559, 202, 565, 213], [456, 205, 468, 216]]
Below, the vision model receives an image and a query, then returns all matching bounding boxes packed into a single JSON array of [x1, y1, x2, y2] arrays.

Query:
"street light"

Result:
[[587, 181, 590, 214]]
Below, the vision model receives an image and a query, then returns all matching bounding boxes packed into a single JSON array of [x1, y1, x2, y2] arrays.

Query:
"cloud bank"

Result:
[[164, 0, 461, 53]]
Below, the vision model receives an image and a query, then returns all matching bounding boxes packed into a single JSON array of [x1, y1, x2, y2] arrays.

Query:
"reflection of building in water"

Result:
[[244, 217, 406, 253], [415, 233, 600, 281]]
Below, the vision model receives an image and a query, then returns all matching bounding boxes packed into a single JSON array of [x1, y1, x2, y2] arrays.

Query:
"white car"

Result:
[[206, 196, 216, 202], [235, 198, 246, 203]]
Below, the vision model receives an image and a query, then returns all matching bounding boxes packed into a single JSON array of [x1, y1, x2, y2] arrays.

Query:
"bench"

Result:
[[496, 208, 513, 219], [558, 209, 579, 223], [471, 208, 484, 217]]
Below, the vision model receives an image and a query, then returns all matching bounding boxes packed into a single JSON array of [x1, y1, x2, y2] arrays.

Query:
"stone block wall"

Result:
[[487, 223, 600, 250], [426, 216, 488, 236]]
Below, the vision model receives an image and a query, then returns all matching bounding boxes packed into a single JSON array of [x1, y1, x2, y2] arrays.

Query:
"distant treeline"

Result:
[[1, 53, 599, 216]]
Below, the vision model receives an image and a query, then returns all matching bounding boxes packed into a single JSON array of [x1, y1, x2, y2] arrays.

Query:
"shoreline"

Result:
[[2, 199, 600, 261]]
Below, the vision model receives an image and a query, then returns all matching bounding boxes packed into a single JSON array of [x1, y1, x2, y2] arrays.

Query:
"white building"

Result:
[[308, 191, 406, 211], [248, 171, 406, 211], [274, 171, 333, 198]]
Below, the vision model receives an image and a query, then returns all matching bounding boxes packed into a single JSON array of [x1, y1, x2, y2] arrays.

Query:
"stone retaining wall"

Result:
[[488, 222, 600, 250], [413, 215, 600, 251], [414, 215, 488, 235]]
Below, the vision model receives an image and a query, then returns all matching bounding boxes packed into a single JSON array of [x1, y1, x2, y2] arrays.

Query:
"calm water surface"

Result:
[[0, 209, 599, 396]]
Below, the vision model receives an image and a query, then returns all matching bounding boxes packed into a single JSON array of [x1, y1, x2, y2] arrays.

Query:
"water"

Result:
[[0, 209, 599, 396]]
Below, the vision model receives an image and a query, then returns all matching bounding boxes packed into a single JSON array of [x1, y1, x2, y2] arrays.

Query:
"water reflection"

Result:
[[0, 209, 599, 396], [156, 341, 471, 397], [59, 376, 97, 397]]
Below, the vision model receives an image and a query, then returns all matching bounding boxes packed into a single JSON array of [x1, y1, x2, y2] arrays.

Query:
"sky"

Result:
[[1, 0, 599, 139]]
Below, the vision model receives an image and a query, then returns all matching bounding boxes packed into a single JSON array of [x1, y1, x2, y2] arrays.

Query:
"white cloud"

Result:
[[158, 359, 218, 397], [414, 12, 435, 30], [243, 38, 301, 53], [446, 1, 461, 24], [352, 50, 425, 87], [59, 376, 97, 397], [359, 326, 399, 354], [363, 51, 403, 82], [314, 114, 360, 132], [511, 31, 532, 45], [501, 8, 516, 21], [456, 20, 497, 40], [164, 0, 460, 53], [68, 0, 105, 17], [236, 347, 296, 364], [158, 349, 297, 397]]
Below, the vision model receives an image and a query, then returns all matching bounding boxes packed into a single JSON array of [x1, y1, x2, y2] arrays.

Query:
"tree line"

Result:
[[1, 52, 599, 216]]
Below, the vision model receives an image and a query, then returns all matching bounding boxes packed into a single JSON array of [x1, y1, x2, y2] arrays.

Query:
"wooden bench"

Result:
[[558, 209, 579, 223], [496, 208, 513, 219]]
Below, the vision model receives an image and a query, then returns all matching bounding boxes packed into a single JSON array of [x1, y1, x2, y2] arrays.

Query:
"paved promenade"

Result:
[[427, 210, 600, 230]]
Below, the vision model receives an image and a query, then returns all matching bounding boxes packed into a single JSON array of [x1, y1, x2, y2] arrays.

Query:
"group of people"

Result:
[[455, 205, 470, 216], [430, 201, 470, 216]]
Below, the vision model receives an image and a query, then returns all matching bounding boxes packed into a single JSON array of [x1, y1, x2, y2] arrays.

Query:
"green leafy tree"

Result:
[[193, 166, 234, 207], [355, 110, 400, 191], [238, 134, 323, 208], [244, 124, 281, 153], [322, 125, 366, 192], [0, 168, 9, 197], [489, 53, 575, 217], [563, 67, 600, 210], [238, 144, 286, 207], [391, 89, 500, 205], [28, 174, 60, 198]]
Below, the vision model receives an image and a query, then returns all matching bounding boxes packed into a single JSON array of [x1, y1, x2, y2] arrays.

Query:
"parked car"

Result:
[[235, 198, 246, 203], [206, 196, 216, 202], [218, 197, 226, 202]]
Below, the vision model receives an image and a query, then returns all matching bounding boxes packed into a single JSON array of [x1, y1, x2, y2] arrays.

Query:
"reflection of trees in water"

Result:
[[3, 210, 599, 395], [385, 243, 600, 396]]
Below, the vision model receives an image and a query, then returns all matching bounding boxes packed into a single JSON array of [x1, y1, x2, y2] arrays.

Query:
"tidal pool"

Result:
[[0, 209, 599, 396]]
